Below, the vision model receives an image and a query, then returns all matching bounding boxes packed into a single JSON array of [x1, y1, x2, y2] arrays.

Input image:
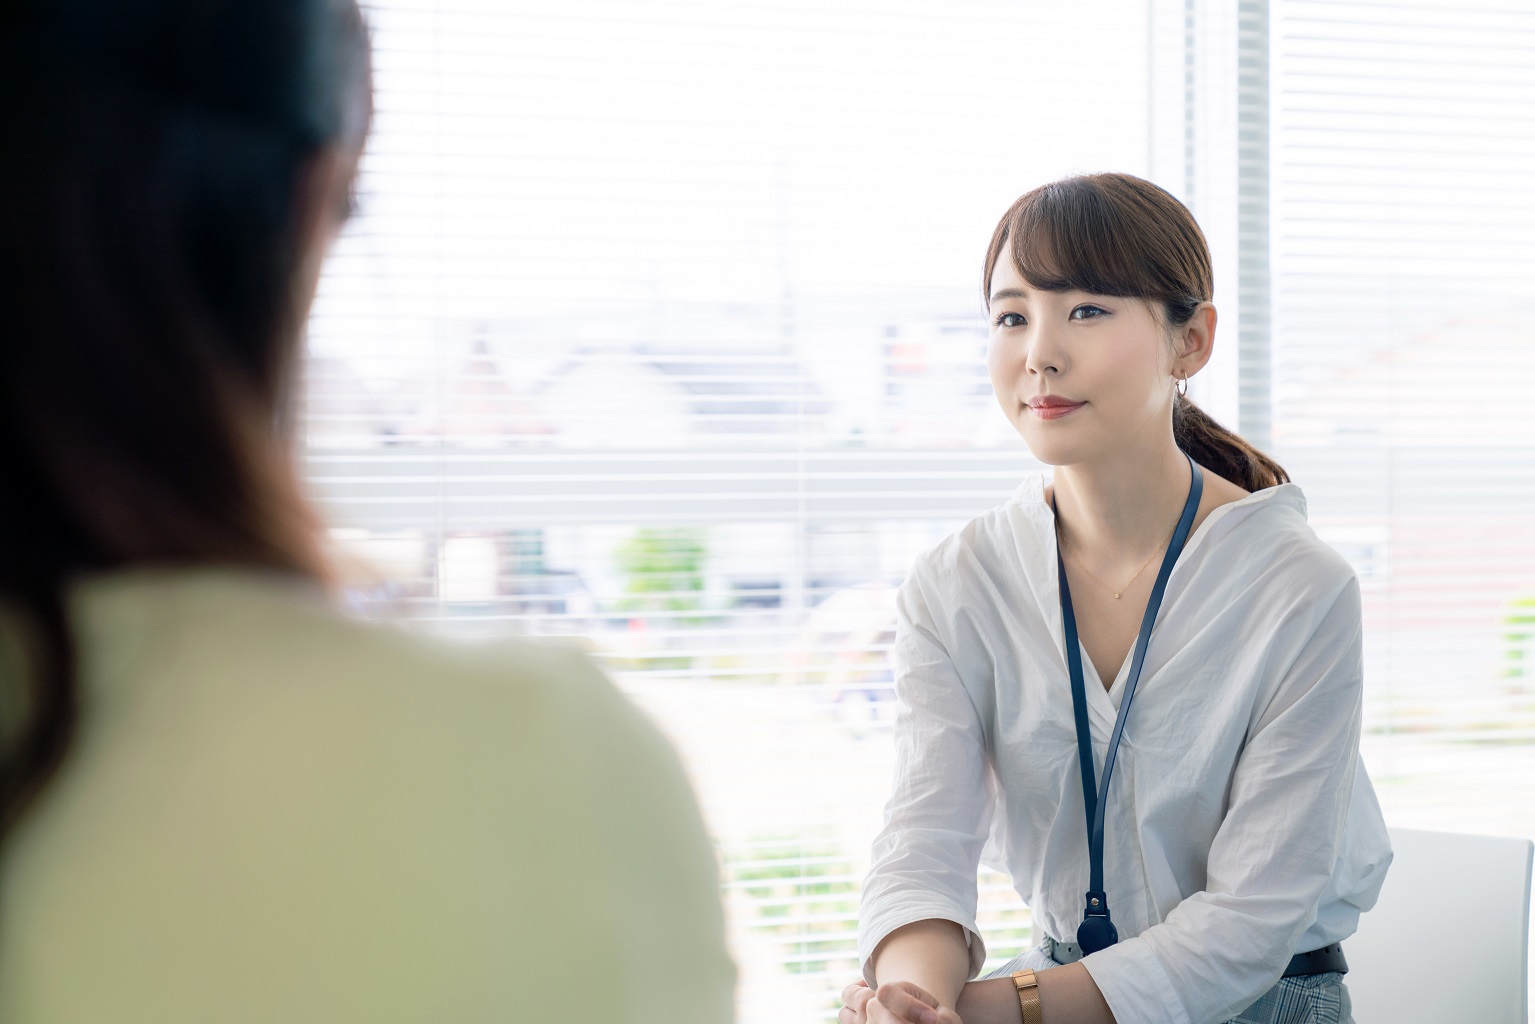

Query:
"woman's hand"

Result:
[[839, 979, 963, 1024]]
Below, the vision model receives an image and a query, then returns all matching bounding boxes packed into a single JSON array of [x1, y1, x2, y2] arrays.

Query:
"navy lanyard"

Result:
[[1054, 453, 1203, 955]]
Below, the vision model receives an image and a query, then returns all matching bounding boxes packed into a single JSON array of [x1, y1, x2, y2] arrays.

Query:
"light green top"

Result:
[[0, 569, 735, 1023]]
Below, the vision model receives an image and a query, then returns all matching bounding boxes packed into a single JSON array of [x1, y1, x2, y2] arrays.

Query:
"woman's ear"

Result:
[[290, 146, 358, 318], [1174, 302, 1218, 378]]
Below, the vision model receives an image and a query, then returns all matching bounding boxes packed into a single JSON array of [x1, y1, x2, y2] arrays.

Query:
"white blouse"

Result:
[[857, 476, 1392, 1024]]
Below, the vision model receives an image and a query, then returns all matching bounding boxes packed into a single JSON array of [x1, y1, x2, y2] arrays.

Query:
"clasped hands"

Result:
[[838, 979, 962, 1024]]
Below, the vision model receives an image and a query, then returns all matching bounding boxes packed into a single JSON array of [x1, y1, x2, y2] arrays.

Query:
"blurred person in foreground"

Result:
[[0, 2, 735, 1020]]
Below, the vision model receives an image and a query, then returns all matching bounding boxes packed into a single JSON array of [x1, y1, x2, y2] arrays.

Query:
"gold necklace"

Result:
[[1057, 521, 1180, 600]]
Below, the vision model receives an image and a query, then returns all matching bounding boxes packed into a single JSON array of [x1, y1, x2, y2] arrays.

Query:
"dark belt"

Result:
[[1282, 942, 1348, 977], [1047, 937, 1347, 977]]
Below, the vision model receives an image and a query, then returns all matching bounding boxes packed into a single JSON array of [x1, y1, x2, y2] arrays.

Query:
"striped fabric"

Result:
[[1225, 970, 1349, 1024], [982, 943, 1352, 1024]]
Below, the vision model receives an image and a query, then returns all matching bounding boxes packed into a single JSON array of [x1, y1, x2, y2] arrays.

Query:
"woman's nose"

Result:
[[1024, 327, 1064, 376]]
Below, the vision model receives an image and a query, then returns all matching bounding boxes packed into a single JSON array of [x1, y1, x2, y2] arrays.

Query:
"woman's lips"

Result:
[[1028, 401, 1084, 420]]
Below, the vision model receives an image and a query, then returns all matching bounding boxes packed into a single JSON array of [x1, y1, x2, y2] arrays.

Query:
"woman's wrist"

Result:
[[949, 964, 1115, 1024], [1011, 970, 1044, 1024], [954, 977, 1024, 1024]]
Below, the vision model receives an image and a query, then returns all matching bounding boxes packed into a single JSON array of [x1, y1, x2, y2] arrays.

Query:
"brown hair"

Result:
[[982, 172, 1287, 492], [0, 0, 370, 841]]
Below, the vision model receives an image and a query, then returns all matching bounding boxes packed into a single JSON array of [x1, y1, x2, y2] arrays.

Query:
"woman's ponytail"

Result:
[[1173, 394, 1288, 491]]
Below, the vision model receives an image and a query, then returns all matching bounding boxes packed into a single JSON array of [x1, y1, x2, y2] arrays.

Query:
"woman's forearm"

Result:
[[954, 977, 1022, 1024], [953, 964, 1115, 1024], [869, 922, 1114, 1024], [1036, 964, 1115, 1024], [870, 920, 972, 1010]]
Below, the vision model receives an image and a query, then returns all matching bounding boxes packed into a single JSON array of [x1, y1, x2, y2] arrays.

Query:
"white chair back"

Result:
[[1345, 827, 1532, 1023]]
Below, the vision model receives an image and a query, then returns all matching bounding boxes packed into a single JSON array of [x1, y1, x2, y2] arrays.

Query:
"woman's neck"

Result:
[[1050, 437, 1194, 567]]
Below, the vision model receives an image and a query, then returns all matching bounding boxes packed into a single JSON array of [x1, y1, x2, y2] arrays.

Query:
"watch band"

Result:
[[1011, 969, 1044, 1024]]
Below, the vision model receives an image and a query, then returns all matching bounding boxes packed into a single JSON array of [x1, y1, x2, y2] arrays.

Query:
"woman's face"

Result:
[[985, 251, 1177, 467]]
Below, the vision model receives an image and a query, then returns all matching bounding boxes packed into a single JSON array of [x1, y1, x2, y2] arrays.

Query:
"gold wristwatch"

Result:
[[1011, 968, 1044, 1024]]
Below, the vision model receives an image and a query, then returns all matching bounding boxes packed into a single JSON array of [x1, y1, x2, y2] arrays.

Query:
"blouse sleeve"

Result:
[[1081, 576, 1366, 1024], [857, 570, 996, 985]]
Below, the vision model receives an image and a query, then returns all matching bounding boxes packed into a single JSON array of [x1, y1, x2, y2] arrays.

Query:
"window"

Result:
[[1271, 0, 1535, 996], [304, 1, 1535, 1019], [1271, 0, 1535, 838]]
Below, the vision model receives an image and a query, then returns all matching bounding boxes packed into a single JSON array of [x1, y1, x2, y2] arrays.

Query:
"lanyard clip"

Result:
[[1077, 891, 1119, 955]]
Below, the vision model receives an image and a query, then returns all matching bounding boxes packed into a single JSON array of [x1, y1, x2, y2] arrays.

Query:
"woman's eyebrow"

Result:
[[989, 286, 1030, 304]]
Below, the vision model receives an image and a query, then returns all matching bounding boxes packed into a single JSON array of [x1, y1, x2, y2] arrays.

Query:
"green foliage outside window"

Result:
[[1502, 595, 1535, 682], [613, 527, 708, 616], [727, 834, 863, 982], [612, 528, 712, 670]]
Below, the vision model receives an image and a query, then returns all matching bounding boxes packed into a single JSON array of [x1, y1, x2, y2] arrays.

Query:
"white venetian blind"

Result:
[[301, 2, 1156, 1021], [1271, 0, 1535, 841], [1272, 6, 1535, 997]]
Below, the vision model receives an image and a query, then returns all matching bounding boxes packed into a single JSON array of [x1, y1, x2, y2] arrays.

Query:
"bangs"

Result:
[[983, 175, 1211, 309]]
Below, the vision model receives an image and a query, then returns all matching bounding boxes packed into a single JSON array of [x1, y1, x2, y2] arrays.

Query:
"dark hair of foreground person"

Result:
[[0, 0, 370, 842]]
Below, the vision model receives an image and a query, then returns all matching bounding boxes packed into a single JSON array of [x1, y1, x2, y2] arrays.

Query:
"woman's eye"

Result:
[[1070, 304, 1107, 320], [993, 312, 1026, 328]]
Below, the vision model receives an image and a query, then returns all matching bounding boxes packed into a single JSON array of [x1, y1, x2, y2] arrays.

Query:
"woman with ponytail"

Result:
[[843, 174, 1390, 1024], [0, 2, 733, 1020]]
